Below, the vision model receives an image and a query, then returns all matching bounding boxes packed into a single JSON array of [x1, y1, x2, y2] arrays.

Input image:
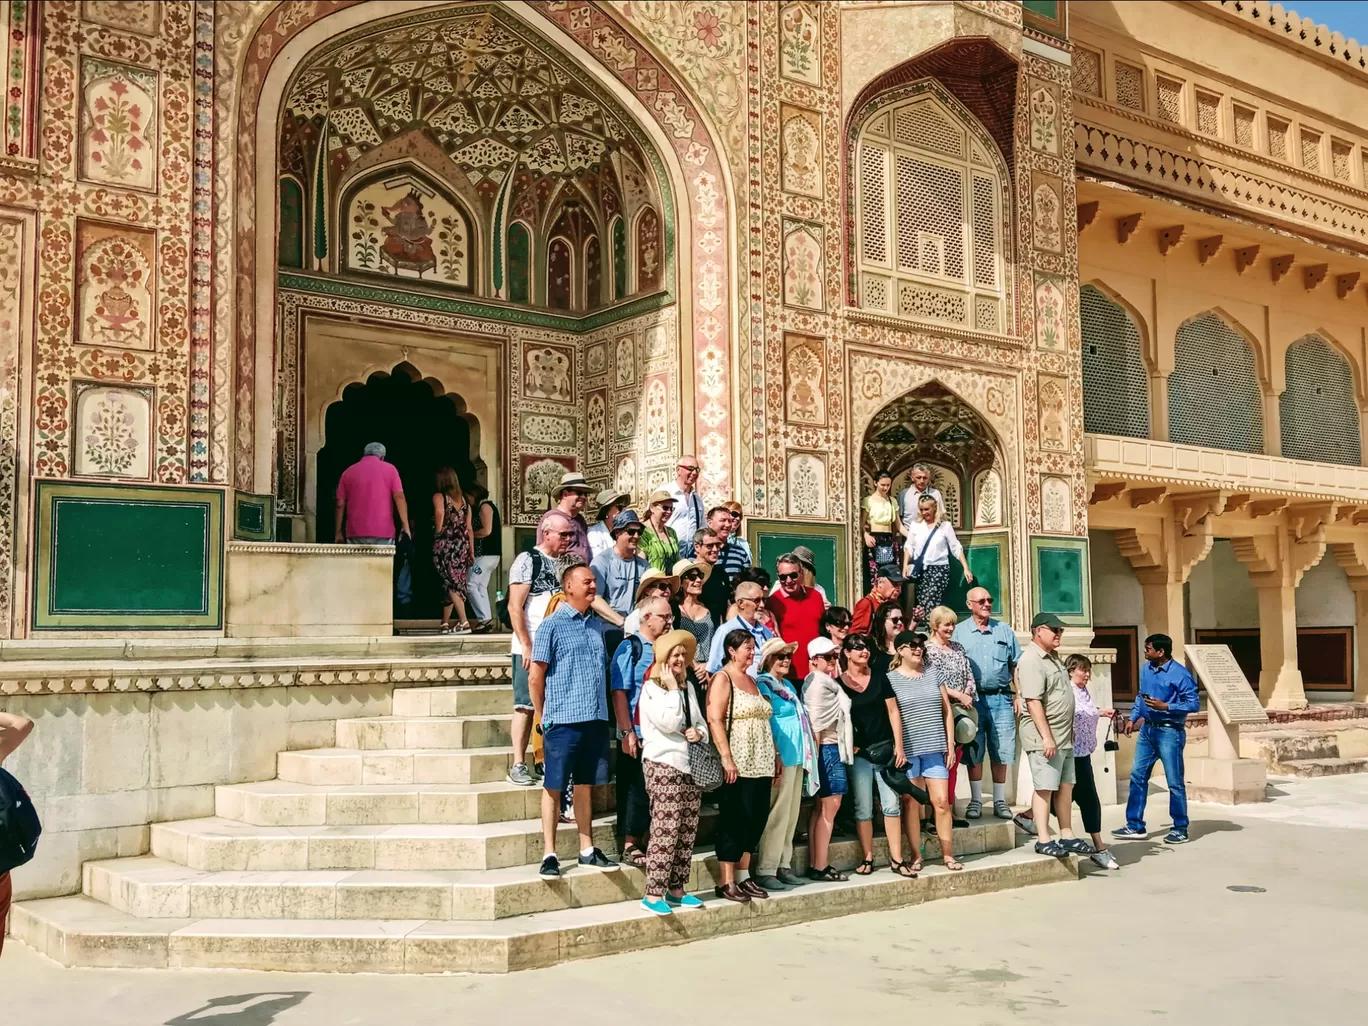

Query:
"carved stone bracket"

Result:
[[1289, 527, 1327, 587], [1158, 225, 1185, 256], [1116, 213, 1142, 245], [1229, 534, 1279, 576], [1337, 272, 1361, 299], [1287, 501, 1337, 540], [1129, 486, 1168, 508], [1171, 489, 1230, 534], [1196, 235, 1223, 264], [1225, 493, 1252, 513], [1270, 254, 1294, 284], [1177, 517, 1215, 582], [1089, 481, 1127, 504], [1115, 527, 1166, 583], [1077, 201, 1099, 233], [1249, 497, 1289, 518], [1331, 540, 1368, 591], [1234, 245, 1259, 274], [1303, 264, 1328, 291]]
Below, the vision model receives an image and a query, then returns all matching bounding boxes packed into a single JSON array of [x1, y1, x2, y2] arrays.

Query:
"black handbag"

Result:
[[908, 523, 941, 581], [862, 738, 896, 767], [682, 676, 726, 792]]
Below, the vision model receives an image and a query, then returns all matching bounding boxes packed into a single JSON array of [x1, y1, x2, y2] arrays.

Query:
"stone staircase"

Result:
[[11, 676, 1076, 974], [1243, 721, 1368, 778]]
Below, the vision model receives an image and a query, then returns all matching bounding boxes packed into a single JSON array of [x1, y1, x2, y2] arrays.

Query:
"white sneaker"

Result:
[[1090, 849, 1120, 871], [507, 763, 537, 786]]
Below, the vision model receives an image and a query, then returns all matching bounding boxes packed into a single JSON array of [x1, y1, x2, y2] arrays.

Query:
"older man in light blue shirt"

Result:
[[951, 586, 1021, 821], [706, 579, 775, 675]]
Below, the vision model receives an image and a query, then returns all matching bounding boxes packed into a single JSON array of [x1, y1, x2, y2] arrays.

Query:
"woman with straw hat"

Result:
[[637, 628, 709, 916], [673, 557, 717, 679], [753, 637, 819, 891], [638, 489, 681, 571]]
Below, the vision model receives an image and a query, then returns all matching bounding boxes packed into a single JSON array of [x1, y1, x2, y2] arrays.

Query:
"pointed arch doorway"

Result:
[[859, 381, 1010, 616]]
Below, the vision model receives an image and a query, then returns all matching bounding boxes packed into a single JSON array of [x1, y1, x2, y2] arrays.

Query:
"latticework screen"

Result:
[[1168, 314, 1264, 453], [1080, 285, 1150, 439], [856, 93, 1007, 330], [1281, 335, 1362, 466]]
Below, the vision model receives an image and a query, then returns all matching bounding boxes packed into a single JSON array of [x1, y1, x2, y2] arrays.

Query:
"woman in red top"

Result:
[[767, 553, 827, 682]]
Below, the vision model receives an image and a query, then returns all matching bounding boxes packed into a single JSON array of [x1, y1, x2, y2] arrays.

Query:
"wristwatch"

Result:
[[616, 728, 630, 741]]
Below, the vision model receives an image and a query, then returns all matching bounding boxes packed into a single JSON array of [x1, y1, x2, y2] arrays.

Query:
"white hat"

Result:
[[807, 636, 838, 660]]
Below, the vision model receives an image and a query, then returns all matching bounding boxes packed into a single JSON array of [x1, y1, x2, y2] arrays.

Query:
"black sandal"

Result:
[[619, 844, 648, 869], [890, 859, 918, 879], [805, 865, 848, 882], [854, 857, 875, 876]]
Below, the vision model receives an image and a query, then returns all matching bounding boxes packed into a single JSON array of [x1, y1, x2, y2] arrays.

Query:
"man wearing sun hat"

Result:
[[621, 567, 679, 636], [536, 471, 593, 562], [587, 487, 631, 559]]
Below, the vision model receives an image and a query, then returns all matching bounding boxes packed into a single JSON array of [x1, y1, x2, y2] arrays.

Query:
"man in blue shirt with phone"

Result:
[[1113, 633, 1200, 845]]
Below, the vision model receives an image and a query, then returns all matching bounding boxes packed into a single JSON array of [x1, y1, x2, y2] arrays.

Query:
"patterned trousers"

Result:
[[642, 759, 703, 897], [913, 564, 952, 628]]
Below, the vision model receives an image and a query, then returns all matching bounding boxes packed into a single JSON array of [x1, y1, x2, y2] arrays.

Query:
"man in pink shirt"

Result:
[[335, 442, 411, 544]]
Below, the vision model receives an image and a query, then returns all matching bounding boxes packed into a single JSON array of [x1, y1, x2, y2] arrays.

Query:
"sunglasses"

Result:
[[698, 541, 721, 550], [682, 571, 704, 581], [886, 614, 905, 622], [777, 571, 800, 582], [622, 528, 643, 537], [970, 597, 993, 605], [844, 641, 869, 652], [678, 465, 700, 473]]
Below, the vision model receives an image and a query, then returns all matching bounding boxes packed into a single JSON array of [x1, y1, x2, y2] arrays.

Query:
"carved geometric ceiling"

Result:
[[279, 4, 659, 225], [861, 381, 1000, 479]]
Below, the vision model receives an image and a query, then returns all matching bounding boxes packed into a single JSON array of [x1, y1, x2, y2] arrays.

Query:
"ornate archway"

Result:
[[223, 0, 739, 511]]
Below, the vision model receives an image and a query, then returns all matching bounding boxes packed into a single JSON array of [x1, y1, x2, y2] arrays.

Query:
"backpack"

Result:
[[0, 766, 41, 874], [497, 548, 551, 627]]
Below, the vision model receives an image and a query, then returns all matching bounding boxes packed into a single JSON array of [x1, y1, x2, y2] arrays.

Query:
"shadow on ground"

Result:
[[166, 993, 310, 1026]]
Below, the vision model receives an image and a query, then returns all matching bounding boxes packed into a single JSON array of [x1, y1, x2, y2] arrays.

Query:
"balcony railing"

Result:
[[1084, 433, 1368, 503]]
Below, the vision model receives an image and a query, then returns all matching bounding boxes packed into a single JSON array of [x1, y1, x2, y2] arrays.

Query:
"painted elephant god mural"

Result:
[[380, 191, 437, 276]]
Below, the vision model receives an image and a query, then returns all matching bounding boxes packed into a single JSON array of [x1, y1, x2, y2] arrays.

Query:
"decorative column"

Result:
[[1231, 509, 1332, 711]]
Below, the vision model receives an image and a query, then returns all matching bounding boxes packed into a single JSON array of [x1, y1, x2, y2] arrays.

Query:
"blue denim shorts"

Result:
[[967, 691, 1016, 767], [904, 751, 949, 780], [541, 720, 610, 793], [510, 655, 533, 711], [817, 744, 848, 797]]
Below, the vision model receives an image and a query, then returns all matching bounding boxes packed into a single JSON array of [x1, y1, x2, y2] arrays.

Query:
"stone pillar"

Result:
[[1150, 371, 1170, 443], [1232, 522, 1330, 712]]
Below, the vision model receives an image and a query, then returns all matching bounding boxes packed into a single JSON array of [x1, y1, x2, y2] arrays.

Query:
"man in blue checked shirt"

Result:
[[528, 563, 621, 879], [1113, 633, 1200, 845]]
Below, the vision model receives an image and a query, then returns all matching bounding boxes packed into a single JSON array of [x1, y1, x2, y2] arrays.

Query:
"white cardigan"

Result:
[[638, 678, 710, 774]]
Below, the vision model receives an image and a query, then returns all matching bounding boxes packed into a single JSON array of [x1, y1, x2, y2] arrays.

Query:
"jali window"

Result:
[[854, 91, 1009, 333]]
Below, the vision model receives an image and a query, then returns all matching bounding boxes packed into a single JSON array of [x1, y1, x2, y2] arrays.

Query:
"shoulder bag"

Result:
[[908, 522, 942, 581], [682, 673, 729, 792]]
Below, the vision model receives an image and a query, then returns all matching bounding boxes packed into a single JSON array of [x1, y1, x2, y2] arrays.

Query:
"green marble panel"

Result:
[[745, 520, 846, 610], [233, 490, 274, 541], [943, 533, 1009, 622], [1029, 536, 1091, 627]]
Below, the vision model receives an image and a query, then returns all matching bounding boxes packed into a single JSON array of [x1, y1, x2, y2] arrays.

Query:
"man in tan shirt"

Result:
[[1017, 612, 1088, 858]]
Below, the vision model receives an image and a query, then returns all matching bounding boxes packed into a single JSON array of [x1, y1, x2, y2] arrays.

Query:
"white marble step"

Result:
[[15, 847, 1076, 972], [86, 823, 1013, 922], [335, 714, 510, 750], [149, 816, 620, 873], [277, 746, 520, 786], [391, 684, 512, 718], [215, 779, 610, 827]]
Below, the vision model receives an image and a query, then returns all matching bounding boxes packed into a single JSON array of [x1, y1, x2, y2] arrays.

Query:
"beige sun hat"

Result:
[[648, 629, 698, 680], [551, 472, 592, 500], [634, 567, 679, 601], [671, 557, 712, 585], [758, 637, 798, 672]]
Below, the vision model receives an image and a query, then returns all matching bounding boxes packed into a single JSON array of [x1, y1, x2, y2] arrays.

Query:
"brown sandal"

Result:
[[854, 857, 875, 875], [620, 844, 648, 869], [890, 859, 919, 878], [943, 856, 965, 871]]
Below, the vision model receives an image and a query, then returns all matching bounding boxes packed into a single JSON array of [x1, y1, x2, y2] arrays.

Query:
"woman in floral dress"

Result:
[[431, 466, 475, 634], [924, 605, 977, 828]]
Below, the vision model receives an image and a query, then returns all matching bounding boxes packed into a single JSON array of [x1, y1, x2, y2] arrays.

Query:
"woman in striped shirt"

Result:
[[887, 630, 963, 872]]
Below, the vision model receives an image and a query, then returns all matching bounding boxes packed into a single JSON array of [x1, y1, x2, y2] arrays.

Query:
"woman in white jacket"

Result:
[[638, 628, 710, 916], [802, 637, 853, 882]]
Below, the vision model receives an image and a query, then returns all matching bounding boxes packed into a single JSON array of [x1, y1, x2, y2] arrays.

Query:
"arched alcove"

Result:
[[1281, 334, 1361, 465], [1080, 283, 1149, 438], [1169, 312, 1264, 453], [315, 362, 479, 618]]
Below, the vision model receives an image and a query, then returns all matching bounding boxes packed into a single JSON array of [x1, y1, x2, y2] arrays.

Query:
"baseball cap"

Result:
[[1030, 612, 1067, 631], [807, 636, 839, 659]]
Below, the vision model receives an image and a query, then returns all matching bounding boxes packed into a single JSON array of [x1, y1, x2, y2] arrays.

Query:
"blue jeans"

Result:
[[851, 754, 899, 820], [967, 691, 1017, 767], [1125, 723, 1188, 832]]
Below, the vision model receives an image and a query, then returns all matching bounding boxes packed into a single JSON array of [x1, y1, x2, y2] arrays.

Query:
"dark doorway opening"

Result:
[[315, 363, 480, 620]]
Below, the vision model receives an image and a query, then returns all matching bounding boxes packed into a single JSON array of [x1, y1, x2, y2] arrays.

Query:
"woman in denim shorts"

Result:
[[887, 631, 964, 872], [802, 638, 851, 882]]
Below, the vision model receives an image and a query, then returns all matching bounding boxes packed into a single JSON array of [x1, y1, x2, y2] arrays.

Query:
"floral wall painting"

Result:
[[73, 383, 153, 480], [586, 390, 607, 465], [76, 221, 155, 351], [779, 3, 821, 86], [784, 333, 826, 425], [786, 452, 828, 518], [1038, 373, 1070, 451], [614, 401, 636, 441], [586, 341, 608, 378], [1032, 176, 1063, 254], [635, 207, 662, 293], [344, 171, 473, 289], [782, 221, 824, 311], [615, 455, 637, 500], [614, 334, 636, 388], [508, 222, 532, 305], [1041, 475, 1073, 534], [524, 345, 573, 402], [521, 455, 576, 513], [1029, 84, 1059, 155], [780, 105, 822, 198], [79, 58, 157, 191], [518, 412, 576, 447], [973, 468, 1003, 527], [1034, 275, 1066, 351], [644, 375, 669, 454], [548, 237, 573, 310], [81, 1, 161, 35]]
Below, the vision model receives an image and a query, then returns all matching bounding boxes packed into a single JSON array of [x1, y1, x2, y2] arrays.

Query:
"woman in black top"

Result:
[[867, 600, 906, 677], [839, 633, 914, 877], [467, 483, 502, 632]]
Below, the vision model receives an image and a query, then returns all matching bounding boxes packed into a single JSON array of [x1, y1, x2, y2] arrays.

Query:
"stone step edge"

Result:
[[13, 848, 1077, 973], [83, 824, 1012, 921]]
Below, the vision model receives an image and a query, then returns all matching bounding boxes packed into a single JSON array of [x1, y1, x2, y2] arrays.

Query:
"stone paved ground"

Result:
[[5, 775, 1368, 1026]]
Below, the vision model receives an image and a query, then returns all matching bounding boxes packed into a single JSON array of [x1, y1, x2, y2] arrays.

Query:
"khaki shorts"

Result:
[[1027, 747, 1076, 791]]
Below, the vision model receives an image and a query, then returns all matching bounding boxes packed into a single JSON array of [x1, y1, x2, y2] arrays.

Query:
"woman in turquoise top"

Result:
[[754, 638, 819, 891]]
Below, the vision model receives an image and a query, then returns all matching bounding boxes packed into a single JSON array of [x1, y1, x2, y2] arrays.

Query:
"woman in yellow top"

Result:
[[861, 468, 904, 592]]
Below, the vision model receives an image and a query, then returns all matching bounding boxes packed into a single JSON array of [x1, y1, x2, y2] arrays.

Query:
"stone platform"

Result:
[[8, 666, 1077, 973]]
